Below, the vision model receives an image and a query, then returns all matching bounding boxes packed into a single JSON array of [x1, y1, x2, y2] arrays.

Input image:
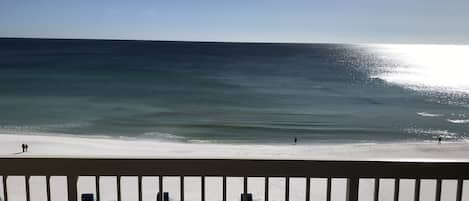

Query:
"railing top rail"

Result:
[[1, 158, 469, 179]]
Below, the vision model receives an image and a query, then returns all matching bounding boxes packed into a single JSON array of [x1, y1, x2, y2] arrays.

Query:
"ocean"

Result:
[[0, 38, 468, 144]]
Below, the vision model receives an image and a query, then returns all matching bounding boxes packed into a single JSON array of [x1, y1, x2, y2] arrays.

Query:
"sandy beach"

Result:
[[1, 133, 469, 162]]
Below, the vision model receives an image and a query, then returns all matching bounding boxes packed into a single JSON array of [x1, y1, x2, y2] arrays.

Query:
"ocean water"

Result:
[[0, 38, 468, 144]]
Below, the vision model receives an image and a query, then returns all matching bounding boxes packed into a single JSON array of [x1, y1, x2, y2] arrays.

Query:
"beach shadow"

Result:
[[13, 152, 24, 155]]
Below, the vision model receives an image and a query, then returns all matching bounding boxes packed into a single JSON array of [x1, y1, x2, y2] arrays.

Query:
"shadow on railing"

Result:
[[1, 158, 469, 201]]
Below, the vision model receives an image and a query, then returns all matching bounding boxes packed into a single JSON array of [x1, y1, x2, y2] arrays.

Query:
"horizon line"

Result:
[[1, 36, 467, 46]]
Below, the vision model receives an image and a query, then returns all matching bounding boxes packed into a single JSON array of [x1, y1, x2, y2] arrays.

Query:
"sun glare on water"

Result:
[[372, 44, 469, 96]]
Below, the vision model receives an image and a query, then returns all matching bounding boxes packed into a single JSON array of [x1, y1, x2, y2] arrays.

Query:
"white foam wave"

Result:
[[405, 128, 458, 139], [0, 122, 90, 132], [447, 119, 469, 124], [417, 112, 443, 117], [451, 113, 466, 117], [142, 132, 186, 141]]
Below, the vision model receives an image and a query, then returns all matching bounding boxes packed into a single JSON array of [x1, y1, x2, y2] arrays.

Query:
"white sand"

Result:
[[1, 132, 469, 201], [1, 133, 469, 161]]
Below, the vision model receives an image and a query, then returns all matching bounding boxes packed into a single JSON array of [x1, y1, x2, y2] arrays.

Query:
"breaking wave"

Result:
[[142, 132, 187, 141], [447, 119, 469, 124], [405, 128, 459, 139], [417, 112, 443, 117]]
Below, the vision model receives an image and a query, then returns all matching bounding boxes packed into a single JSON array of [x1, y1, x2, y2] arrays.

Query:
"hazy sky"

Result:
[[1, 0, 468, 44]]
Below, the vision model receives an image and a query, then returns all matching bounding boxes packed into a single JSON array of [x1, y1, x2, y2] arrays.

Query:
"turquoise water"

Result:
[[0, 38, 468, 143]]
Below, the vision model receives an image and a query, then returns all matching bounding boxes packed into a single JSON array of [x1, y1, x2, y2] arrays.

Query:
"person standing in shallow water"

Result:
[[438, 136, 442, 144], [294, 137, 297, 145]]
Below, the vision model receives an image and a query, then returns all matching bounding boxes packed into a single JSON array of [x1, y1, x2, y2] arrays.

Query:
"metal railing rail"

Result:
[[1, 158, 468, 201]]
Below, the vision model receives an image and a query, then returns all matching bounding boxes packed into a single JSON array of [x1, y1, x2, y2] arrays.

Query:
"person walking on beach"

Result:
[[438, 136, 442, 144], [25, 144, 29, 152], [21, 143, 26, 152]]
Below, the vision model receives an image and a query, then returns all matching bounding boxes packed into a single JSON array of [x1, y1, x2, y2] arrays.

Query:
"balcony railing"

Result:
[[1, 158, 468, 201]]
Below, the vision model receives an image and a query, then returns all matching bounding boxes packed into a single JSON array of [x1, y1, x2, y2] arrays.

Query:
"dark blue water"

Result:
[[0, 38, 468, 143]]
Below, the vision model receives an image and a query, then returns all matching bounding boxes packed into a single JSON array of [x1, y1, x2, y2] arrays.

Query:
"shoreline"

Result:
[[1, 133, 469, 162]]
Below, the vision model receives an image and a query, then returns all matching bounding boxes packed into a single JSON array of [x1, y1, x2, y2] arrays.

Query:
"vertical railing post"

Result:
[[46, 176, 51, 201], [201, 176, 205, 201], [374, 178, 380, 201], [435, 179, 442, 201], [347, 177, 359, 201], [244, 176, 248, 194], [414, 179, 421, 201], [285, 177, 290, 201], [95, 176, 100, 201], [456, 179, 463, 201], [265, 177, 269, 201], [326, 177, 332, 201], [181, 176, 185, 201], [306, 177, 310, 201], [2, 175, 8, 201], [159, 176, 163, 201], [138, 176, 142, 201], [25, 176, 31, 201], [222, 176, 226, 201], [394, 179, 400, 201], [242, 176, 253, 201], [117, 176, 121, 201], [67, 175, 78, 201]]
